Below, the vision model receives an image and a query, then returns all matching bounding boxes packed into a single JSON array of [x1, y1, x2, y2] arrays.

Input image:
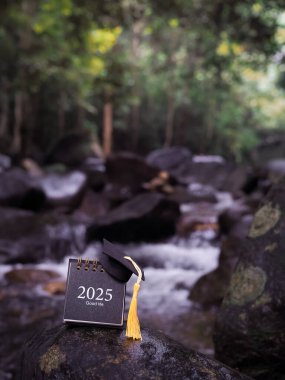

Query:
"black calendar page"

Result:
[[63, 259, 126, 327]]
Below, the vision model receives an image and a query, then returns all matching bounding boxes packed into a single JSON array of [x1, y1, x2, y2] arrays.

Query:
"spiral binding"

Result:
[[76, 258, 105, 272]]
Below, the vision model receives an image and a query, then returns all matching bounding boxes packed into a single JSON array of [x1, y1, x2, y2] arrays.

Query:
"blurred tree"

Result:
[[0, 0, 284, 160]]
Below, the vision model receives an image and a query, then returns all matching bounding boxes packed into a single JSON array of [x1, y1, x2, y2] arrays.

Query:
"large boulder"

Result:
[[19, 325, 250, 380], [106, 152, 160, 193], [75, 190, 110, 221], [0, 169, 46, 211], [147, 149, 247, 193], [146, 146, 192, 179], [0, 207, 85, 263], [214, 179, 285, 379], [86, 193, 180, 243], [187, 157, 247, 193]]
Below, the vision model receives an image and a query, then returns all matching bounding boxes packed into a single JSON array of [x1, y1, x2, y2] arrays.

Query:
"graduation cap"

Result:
[[98, 239, 144, 340], [99, 239, 145, 283]]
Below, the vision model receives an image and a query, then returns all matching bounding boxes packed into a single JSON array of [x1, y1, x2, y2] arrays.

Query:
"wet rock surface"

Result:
[[0, 282, 64, 380], [19, 325, 250, 380], [86, 192, 180, 243], [146, 146, 193, 180], [147, 149, 247, 193], [187, 159, 247, 193], [214, 179, 285, 379], [76, 190, 110, 220], [190, 200, 254, 306], [189, 229, 246, 305]]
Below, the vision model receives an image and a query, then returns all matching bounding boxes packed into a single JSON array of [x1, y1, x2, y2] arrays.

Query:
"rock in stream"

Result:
[[214, 179, 285, 379], [86, 192, 180, 243], [19, 325, 251, 380]]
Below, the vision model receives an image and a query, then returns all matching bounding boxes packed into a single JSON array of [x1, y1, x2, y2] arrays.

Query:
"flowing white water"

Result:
[[0, 189, 233, 353], [0, 235, 219, 318], [0, 237, 219, 310], [124, 240, 219, 316]]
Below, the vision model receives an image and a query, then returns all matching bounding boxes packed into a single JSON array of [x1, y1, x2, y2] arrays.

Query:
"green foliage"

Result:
[[0, 0, 285, 160]]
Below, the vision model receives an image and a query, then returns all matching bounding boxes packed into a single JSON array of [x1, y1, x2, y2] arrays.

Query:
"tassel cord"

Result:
[[124, 256, 142, 340]]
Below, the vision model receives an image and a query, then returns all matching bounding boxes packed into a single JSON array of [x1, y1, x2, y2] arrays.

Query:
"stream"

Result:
[[0, 189, 233, 371]]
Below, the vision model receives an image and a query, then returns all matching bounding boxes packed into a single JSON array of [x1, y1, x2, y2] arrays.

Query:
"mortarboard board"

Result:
[[99, 239, 145, 283]]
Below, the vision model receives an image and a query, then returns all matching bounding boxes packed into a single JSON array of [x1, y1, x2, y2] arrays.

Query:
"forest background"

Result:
[[1, 0, 285, 162]]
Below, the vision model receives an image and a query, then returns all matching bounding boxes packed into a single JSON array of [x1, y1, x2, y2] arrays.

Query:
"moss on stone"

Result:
[[224, 265, 267, 306], [249, 203, 281, 239], [39, 344, 66, 374], [252, 292, 271, 308], [264, 242, 278, 252]]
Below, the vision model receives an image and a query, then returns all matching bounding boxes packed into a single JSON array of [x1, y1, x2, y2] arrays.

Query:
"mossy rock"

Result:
[[19, 325, 250, 380], [214, 179, 285, 380]]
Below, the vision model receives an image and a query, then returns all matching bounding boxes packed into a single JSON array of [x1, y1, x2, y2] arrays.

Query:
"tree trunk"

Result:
[[130, 20, 144, 150], [130, 101, 140, 150], [11, 0, 36, 154], [164, 94, 175, 147], [76, 104, 85, 131], [12, 92, 23, 154], [58, 90, 66, 136], [103, 101, 113, 157], [23, 93, 38, 157], [0, 80, 9, 138], [204, 96, 215, 153]]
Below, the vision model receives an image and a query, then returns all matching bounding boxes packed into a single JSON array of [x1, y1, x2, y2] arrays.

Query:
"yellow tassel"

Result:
[[124, 256, 142, 340]]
